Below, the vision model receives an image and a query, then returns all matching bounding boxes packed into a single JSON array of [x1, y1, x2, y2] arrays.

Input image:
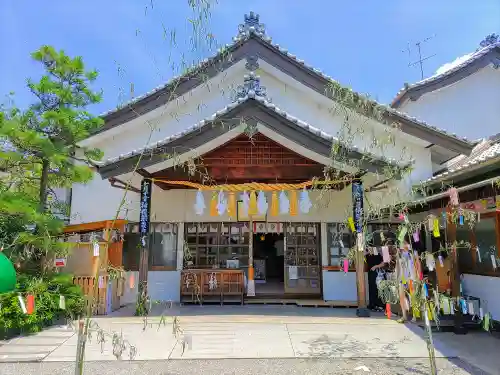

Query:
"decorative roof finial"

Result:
[[233, 56, 270, 102], [479, 33, 499, 48], [237, 11, 266, 38]]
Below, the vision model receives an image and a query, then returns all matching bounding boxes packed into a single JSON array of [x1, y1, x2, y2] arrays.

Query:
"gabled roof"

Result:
[[391, 39, 500, 108], [95, 12, 474, 157], [97, 94, 406, 180], [422, 133, 500, 186]]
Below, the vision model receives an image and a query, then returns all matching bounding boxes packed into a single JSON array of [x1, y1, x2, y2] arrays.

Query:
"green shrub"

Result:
[[0, 273, 84, 339]]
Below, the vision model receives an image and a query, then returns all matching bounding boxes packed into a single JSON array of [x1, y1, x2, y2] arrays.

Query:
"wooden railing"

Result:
[[73, 275, 122, 315], [180, 269, 244, 305]]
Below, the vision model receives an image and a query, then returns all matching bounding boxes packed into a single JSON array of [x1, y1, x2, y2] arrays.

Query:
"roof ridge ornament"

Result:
[[479, 33, 499, 49], [233, 56, 271, 102], [237, 11, 266, 38]]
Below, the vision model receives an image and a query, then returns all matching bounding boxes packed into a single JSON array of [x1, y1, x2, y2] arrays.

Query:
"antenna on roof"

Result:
[[403, 35, 437, 80]]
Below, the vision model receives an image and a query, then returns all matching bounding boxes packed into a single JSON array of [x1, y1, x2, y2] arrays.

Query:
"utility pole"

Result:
[[403, 35, 437, 80]]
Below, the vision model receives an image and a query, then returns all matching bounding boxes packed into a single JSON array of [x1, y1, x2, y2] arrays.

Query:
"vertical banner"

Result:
[[139, 179, 152, 287], [352, 180, 363, 233]]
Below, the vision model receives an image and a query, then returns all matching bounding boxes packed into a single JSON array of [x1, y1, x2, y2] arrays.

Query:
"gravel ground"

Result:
[[0, 358, 492, 375]]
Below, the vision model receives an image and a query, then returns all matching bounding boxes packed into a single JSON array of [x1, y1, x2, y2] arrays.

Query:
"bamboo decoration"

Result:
[[248, 191, 258, 216], [227, 192, 237, 218], [270, 191, 279, 216], [289, 190, 298, 216]]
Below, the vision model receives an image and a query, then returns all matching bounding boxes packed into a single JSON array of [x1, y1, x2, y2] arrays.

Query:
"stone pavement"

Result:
[[0, 305, 498, 375]]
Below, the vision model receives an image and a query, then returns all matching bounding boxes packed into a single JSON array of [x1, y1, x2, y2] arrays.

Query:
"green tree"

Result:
[[0, 45, 104, 270]]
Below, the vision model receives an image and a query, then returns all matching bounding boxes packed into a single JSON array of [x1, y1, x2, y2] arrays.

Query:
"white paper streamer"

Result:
[[279, 190, 289, 215], [257, 190, 268, 215], [18, 295, 27, 314], [491, 254, 497, 270], [194, 189, 205, 215], [93, 242, 100, 257], [480, 307, 484, 319], [216, 190, 227, 216], [476, 247, 481, 263], [299, 187, 312, 214], [241, 191, 250, 216], [339, 240, 344, 249]]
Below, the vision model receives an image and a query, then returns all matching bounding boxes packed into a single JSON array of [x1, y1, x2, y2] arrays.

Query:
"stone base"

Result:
[[247, 279, 255, 297], [356, 307, 371, 318]]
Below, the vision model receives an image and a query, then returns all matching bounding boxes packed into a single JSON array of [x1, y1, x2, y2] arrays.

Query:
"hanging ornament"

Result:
[[289, 190, 298, 216], [194, 189, 206, 215], [299, 187, 312, 214], [438, 255, 444, 267], [432, 218, 440, 237], [248, 191, 258, 216], [257, 191, 268, 216], [241, 191, 250, 217], [18, 294, 27, 314], [426, 253, 436, 271], [93, 242, 100, 257], [217, 190, 227, 216], [386, 303, 392, 319], [381, 246, 391, 263], [412, 230, 420, 243], [279, 191, 289, 215], [227, 192, 237, 218], [26, 294, 35, 315], [449, 188, 459, 206], [209, 193, 218, 217], [270, 191, 279, 216], [343, 258, 349, 273]]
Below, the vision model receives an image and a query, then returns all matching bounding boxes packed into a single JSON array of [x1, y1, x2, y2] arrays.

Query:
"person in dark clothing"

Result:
[[366, 252, 386, 311]]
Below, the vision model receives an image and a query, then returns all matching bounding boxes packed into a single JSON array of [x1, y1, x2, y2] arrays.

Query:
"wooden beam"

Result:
[[64, 219, 128, 233]]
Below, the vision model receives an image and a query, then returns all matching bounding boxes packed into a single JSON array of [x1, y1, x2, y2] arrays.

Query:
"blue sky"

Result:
[[1, 0, 499, 114]]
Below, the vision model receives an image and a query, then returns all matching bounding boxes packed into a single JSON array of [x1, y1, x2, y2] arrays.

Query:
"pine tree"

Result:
[[0, 45, 104, 270]]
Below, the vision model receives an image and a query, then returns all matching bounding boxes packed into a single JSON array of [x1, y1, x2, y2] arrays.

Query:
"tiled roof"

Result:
[[98, 12, 472, 147], [392, 41, 500, 107], [422, 136, 500, 184], [98, 93, 402, 169]]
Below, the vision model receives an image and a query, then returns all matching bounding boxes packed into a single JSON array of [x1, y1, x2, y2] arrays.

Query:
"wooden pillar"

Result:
[[247, 219, 255, 296], [353, 179, 370, 317], [138, 179, 152, 306]]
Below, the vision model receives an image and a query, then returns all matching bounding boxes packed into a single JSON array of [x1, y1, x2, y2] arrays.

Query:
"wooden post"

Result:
[[137, 179, 152, 312], [247, 219, 255, 297], [353, 179, 370, 317]]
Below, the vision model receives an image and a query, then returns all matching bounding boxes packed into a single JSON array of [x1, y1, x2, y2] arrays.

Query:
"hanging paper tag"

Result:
[[381, 246, 391, 263], [442, 299, 450, 314], [98, 275, 104, 288], [93, 242, 100, 257], [59, 295, 66, 310], [476, 247, 481, 263], [468, 301, 475, 315], [427, 216, 434, 231], [412, 230, 419, 243], [491, 254, 497, 270], [461, 299, 468, 314], [129, 273, 135, 289], [373, 247, 379, 255], [479, 307, 484, 319], [449, 188, 459, 206], [424, 309, 430, 326], [386, 303, 391, 319], [18, 295, 27, 314], [423, 283, 429, 298], [343, 259, 349, 273], [426, 253, 435, 271], [26, 294, 35, 315], [433, 219, 440, 237], [459, 215, 464, 225], [484, 313, 491, 331], [347, 217, 355, 232], [438, 255, 444, 267]]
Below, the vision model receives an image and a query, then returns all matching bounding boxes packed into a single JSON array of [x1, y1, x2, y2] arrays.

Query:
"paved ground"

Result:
[[0, 358, 492, 375], [0, 305, 498, 375]]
